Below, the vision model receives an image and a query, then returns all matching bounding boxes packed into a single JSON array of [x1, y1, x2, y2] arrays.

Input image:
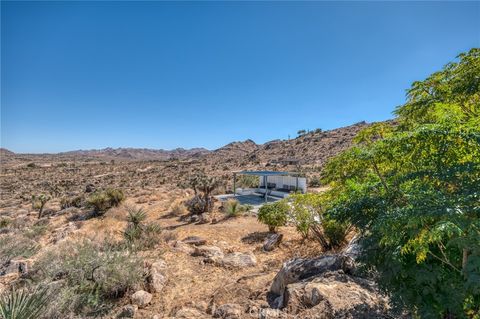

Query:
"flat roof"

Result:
[[234, 170, 299, 176]]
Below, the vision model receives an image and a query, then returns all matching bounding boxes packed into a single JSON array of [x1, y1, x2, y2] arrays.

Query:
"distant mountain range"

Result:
[[1, 121, 376, 166]]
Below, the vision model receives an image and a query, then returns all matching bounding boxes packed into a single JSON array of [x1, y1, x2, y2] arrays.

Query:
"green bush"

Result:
[[288, 193, 320, 239], [34, 238, 144, 317], [86, 188, 124, 215], [322, 219, 349, 248], [257, 200, 289, 232]]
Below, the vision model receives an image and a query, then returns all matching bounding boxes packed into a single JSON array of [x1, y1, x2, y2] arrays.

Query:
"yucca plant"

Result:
[[223, 199, 245, 218], [0, 287, 51, 319], [126, 207, 147, 227]]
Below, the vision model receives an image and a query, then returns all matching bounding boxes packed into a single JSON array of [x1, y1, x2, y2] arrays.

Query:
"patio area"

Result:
[[216, 170, 307, 209], [215, 193, 281, 208]]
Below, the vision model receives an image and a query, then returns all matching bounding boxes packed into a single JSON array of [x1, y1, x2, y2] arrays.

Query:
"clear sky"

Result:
[[1, 1, 479, 153]]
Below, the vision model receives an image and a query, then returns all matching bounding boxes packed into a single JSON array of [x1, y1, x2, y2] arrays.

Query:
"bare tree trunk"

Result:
[[38, 204, 45, 219]]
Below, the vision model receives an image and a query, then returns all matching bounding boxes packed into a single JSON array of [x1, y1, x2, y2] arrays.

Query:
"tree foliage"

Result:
[[320, 48, 480, 318]]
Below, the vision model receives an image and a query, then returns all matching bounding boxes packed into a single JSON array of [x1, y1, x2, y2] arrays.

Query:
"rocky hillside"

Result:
[[199, 121, 371, 170]]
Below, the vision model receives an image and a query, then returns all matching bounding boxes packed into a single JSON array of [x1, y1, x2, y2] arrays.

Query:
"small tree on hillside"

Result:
[[31, 194, 51, 219]]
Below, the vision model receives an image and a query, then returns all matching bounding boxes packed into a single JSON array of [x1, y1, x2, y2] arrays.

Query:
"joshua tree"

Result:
[[31, 194, 51, 219], [186, 172, 219, 214]]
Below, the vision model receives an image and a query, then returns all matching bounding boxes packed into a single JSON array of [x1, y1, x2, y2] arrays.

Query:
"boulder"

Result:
[[192, 245, 224, 262], [131, 290, 152, 308], [268, 245, 390, 319], [282, 270, 388, 318], [2, 258, 31, 276], [173, 240, 195, 254], [270, 254, 353, 296], [258, 308, 288, 319], [213, 303, 243, 319], [263, 233, 283, 252], [217, 252, 257, 268], [182, 236, 207, 246], [148, 260, 167, 293]]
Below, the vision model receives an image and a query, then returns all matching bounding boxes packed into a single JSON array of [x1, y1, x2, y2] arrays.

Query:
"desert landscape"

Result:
[[0, 121, 387, 318], [1, 2, 479, 318]]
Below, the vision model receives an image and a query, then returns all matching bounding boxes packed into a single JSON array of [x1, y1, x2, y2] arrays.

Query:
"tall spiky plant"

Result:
[[0, 288, 51, 319]]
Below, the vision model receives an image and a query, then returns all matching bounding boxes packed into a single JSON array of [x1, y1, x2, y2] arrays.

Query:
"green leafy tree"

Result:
[[321, 48, 480, 318]]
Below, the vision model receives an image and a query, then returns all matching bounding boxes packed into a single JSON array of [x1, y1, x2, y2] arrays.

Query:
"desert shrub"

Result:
[[86, 188, 124, 215], [60, 195, 84, 209], [0, 233, 38, 266], [308, 176, 321, 188], [257, 200, 289, 232], [34, 238, 144, 316], [223, 199, 246, 217], [24, 223, 49, 240], [26, 162, 36, 168], [170, 200, 188, 216], [123, 206, 162, 250], [243, 204, 254, 213], [0, 287, 52, 319], [236, 175, 258, 188], [104, 188, 124, 206], [0, 218, 11, 229]]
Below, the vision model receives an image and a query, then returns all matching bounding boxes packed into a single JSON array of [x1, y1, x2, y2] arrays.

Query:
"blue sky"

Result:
[[1, 1, 479, 153]]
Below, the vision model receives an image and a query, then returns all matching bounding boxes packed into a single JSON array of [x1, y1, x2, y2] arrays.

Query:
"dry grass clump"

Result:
[[169, 199, 188, 217], [32, 237, 145, 317], [0, 232, 38, 269]]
